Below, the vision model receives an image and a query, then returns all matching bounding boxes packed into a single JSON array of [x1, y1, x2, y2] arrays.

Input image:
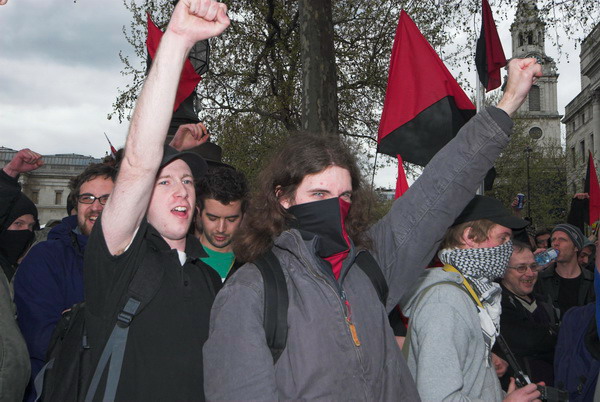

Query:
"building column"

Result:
[[594, 91, 600, 160]]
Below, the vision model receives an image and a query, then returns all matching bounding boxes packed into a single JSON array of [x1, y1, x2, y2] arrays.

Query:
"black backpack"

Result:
[[35, 260, 217, 402], [254, 250, 388, 363]]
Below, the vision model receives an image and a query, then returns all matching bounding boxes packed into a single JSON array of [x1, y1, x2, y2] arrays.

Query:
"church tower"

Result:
[[510, 0, 561, 146]]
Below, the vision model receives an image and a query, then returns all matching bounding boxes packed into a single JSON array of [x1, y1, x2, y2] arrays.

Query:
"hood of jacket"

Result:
[[47, 215, 88, 254], [401, 267, 464, 317]]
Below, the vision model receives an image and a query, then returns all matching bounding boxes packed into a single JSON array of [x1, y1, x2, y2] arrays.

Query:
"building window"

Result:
[[527, 32, 534, 45], [31, 190, 39, 204], [54, 190, 63, 205], [571, 147, 576, 168], [581, 140, 586, 162], [518, 33, 524, 47], [529, 85, 541, 111], [529, 127, 543, 140]]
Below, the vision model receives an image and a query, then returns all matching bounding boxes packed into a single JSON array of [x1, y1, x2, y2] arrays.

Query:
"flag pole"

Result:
[[475, 6, 486, 196]]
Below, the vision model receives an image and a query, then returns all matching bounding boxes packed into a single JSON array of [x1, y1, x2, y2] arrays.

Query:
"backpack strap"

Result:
[[85, 256, 164, 402], [254, 250, 288, 364], [355, 251, 388, 307]]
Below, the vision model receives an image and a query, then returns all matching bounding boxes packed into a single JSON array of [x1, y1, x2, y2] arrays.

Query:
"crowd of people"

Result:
[[1, 0, 599, 401]]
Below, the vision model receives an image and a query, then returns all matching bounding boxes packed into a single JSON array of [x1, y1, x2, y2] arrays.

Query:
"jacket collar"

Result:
[[144, 219, 208, 261]]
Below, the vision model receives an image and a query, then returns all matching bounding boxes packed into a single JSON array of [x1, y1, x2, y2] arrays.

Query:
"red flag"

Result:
[[104, 133, 118, 158], [586, 151, 600, 225], [378, 10, 475, 168], [475, 0, 507, 92], [394, 155, 409, 199], [146, 15, 201, 112]]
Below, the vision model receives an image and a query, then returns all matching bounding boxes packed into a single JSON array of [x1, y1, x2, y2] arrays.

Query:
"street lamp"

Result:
[[525, 146, 532, 219]]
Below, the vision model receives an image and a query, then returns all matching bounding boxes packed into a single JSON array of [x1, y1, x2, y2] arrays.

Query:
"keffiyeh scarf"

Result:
[[438, 240, 513, 364]]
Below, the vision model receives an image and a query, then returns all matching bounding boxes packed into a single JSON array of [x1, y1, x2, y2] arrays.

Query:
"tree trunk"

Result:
[[298, 0, 339, 136]]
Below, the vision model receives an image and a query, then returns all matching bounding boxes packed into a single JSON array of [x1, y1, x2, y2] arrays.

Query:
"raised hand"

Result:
[[497, 58, 543, 117], [3, 148, 44, 178], [170, 122, 210, 151], [167, 0, 230, 49]]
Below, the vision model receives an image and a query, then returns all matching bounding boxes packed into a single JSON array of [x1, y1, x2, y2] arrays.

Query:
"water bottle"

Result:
[[535, 248, 559, 265]]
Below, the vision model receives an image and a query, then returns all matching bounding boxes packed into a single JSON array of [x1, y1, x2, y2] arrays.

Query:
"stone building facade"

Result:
[[563, 23, 600, 193], [510, 0, 562, 147], [0, 147, 102, 226]]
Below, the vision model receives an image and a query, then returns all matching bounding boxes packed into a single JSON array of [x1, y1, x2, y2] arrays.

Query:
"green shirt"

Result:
[[201, 245, 235, 280]]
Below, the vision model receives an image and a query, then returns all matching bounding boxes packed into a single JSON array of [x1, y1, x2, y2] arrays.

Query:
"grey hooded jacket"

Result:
[[402, 268, 504, 402], [203, 107, 513, 401]]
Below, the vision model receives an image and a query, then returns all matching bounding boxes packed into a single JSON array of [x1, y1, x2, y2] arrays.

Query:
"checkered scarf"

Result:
[[438, 241, 513, 363], [438, 240, 513, 302]]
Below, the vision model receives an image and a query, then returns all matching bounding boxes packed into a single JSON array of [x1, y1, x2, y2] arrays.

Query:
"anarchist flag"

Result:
[[586, 151, 600, 226], [146, 14, 202, 112], [378, 10, 475, 168], [568, 152, 600, 232], [475, 0, 507, 92]]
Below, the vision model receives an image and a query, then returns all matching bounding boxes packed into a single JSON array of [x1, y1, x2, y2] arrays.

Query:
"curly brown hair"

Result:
[[233, 134, 374, 263]]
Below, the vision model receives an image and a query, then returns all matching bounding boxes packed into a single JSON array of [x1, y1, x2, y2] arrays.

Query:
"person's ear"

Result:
[[276, 186, 291, 209], [461, 227, 478, 248]]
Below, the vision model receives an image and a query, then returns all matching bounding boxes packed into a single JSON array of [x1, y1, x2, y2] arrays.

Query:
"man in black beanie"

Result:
[[0, 148, 42, 402], [535, 223, 595, 318]]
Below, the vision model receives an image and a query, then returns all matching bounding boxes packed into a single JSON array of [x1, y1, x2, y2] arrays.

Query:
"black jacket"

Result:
[[534, 263, 595, 319], [497, 285, 559, 386]]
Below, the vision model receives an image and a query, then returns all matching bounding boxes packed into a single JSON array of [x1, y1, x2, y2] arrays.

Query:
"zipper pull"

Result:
[[344, 299, 361, 347], [347, 318, 361, 347]]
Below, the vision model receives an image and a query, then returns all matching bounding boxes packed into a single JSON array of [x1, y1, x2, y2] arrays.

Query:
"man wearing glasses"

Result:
[[14, 163, 116, 402], [498, 241, 558, 388]]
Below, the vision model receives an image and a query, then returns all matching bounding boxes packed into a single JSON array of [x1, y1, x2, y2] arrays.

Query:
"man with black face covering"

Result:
[[0, 148, 42, 401], [203, 59, 543, 400]]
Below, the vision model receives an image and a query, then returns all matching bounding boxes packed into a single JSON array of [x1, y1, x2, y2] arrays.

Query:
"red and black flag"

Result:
[[378, 10, 475, 168], [586, 151, 600, 226], [568, 151, 600, 232], [146, 15, 202, 112], [475, 0, 507, 92]]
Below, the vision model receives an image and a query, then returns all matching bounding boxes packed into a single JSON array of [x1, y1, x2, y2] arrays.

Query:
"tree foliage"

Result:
[[110, 0, 599, 182], [485, 120, 570, 231]]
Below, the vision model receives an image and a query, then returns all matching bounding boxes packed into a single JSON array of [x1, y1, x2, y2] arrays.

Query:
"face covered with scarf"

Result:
[[0, 192, 39, 267], [280, 166, 353, 279]]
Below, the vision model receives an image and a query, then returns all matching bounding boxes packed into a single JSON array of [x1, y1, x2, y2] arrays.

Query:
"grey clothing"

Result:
[[0, 271, 30, 402], [402, 268, 504, 401], [0, 170, 31, 402], [203, 107, 513, 401]]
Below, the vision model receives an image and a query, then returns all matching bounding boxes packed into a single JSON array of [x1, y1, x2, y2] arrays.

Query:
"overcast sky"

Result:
[[0, 1, 591, 187]]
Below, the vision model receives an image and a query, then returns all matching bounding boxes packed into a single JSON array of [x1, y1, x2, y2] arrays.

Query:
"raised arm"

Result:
[[1, 149, 43, 230], [369, 58, 542, 309], [101, 0, 229, 255]]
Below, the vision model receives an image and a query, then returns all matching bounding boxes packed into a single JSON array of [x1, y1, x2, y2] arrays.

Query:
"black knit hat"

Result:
[[453, 195, 529, 230], [3, 193, 39, 232]]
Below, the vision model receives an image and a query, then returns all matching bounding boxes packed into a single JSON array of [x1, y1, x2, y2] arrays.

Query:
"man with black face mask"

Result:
[[0, 148, 42, 401], [203, 59, 543, 400]]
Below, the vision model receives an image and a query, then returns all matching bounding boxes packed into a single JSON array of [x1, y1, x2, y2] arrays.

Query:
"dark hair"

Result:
[[512, 240, 533, 253], [534, 229, 552, 239], [233, 134, 373, 263], [68, 163, 117, 209], [197, 167, 249, 213]]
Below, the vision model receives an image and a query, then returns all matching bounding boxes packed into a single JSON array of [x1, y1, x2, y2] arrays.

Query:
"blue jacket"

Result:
[[14, 214, 87, 401]]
